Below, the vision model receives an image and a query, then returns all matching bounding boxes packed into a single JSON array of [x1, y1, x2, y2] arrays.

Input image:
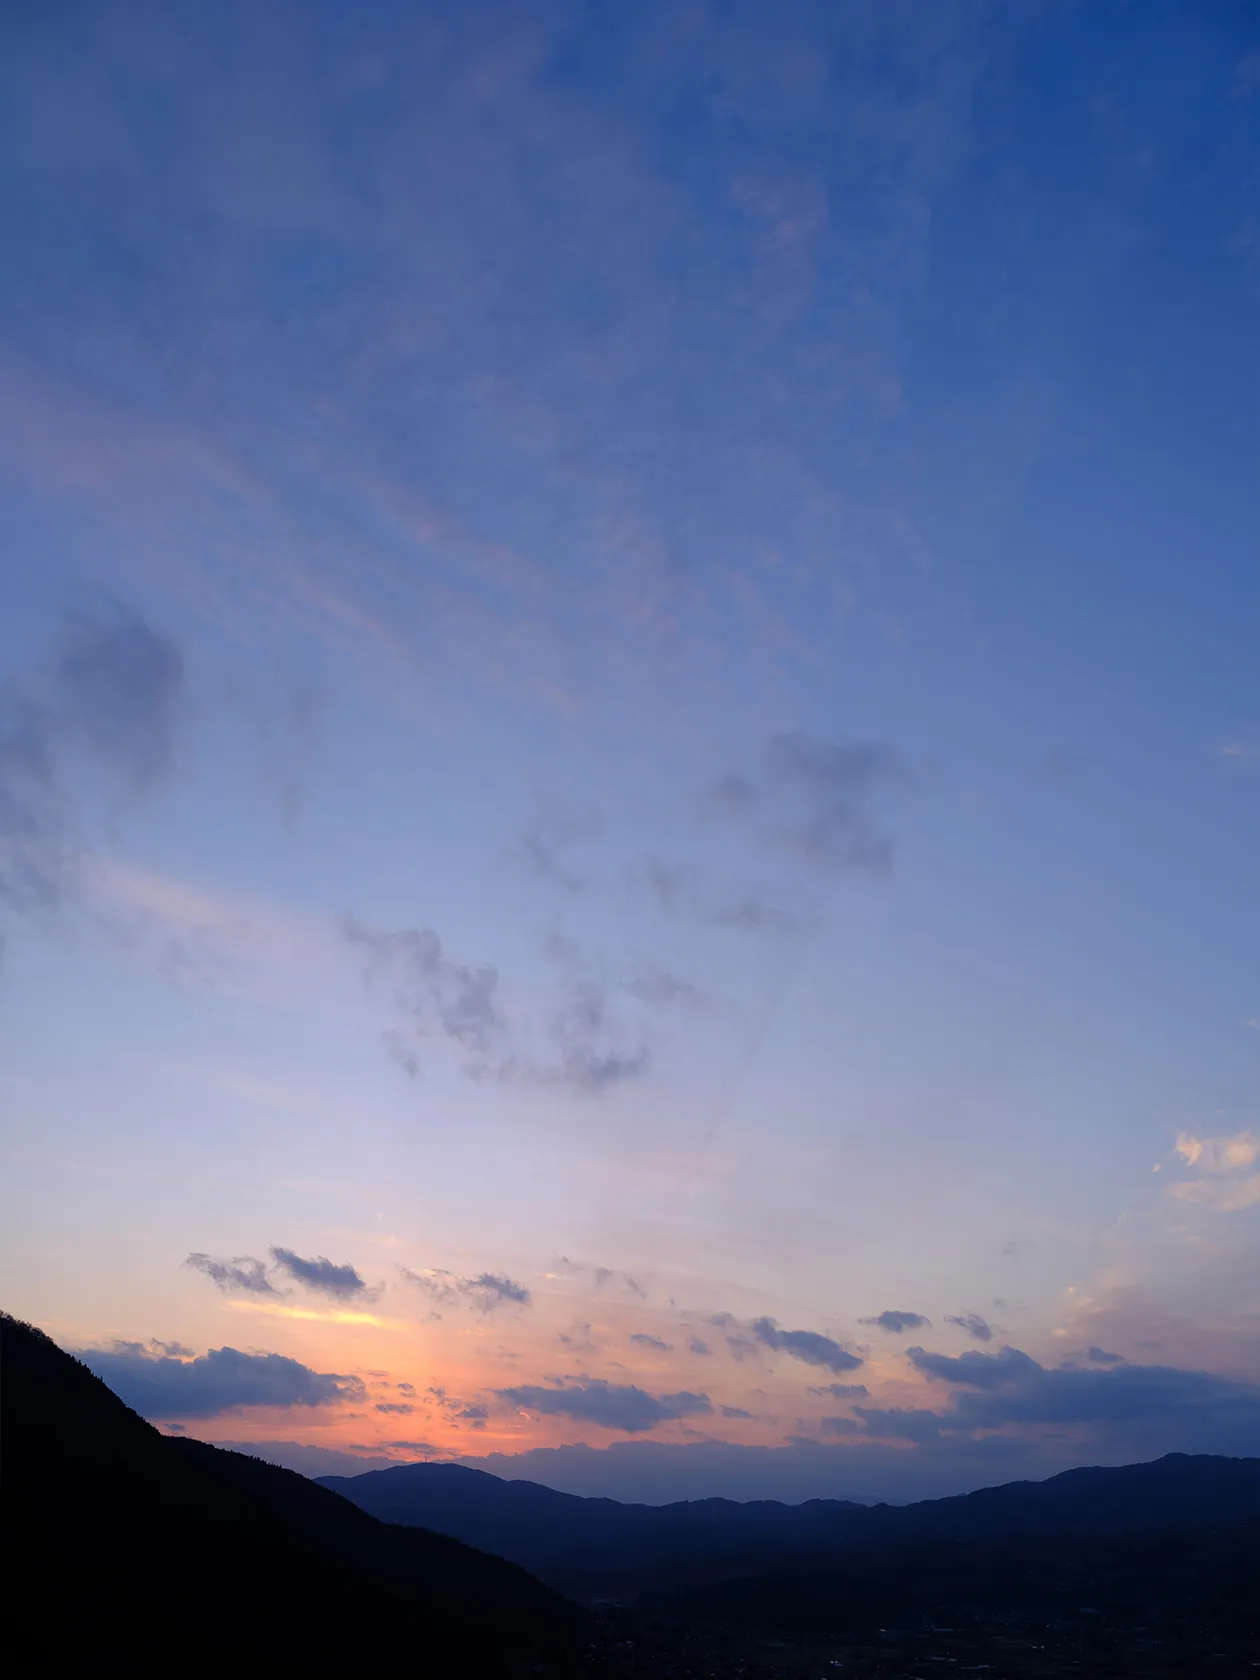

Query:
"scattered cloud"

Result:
[[1215, 735, 1260, 768], [907, 1345, 1037, 1390], [346, 916, 676, 1091], [1169, 1130, 1260, 1211], [895, 1342, 1260, 1442], [1087, 1346, 1125, 1365], [511, 810, 599, 892], [622, 966, 699, 1006], [424, 1386, 491, 1428], [710, 731, 905, 875], [861, 1310, 930, 1334], [944, 1312, 993, 1342], [498, 1379, 713, 1434], [809, 1382, 870, 1400], [688, 1335, 712, 1356], [270, 1247, 378, 1301], [546, 977, 651, 1090], [629, 1333, 673, 1352], [729, 1315, 864, 1374], [401, 1267, 532, 1313], [344, 916, 509, 1075], [0, 606, 185, 927], [185, 1253, 281, 1297], [632, 857, 798, 935], [375, 1401, 415, 1414], [555, 1257, 646, 1298], [82, 1341, 365, 1420], [558, 1321, 599, 1353], [720, 1405, 753, 1419], [58, 608, 184, 791]]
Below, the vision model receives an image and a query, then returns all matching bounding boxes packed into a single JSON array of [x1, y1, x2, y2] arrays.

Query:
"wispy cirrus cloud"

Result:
[[401, 1267, 532, 1314]]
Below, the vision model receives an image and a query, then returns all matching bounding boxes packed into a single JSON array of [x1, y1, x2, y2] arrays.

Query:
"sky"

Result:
[[1, 0, 1258, 1505]]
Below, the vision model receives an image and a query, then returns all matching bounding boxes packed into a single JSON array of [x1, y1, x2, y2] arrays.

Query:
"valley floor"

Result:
[[574, 1607, 1260, 1679]]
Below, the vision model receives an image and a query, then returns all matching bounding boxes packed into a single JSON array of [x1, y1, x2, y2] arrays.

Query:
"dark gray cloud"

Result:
[[58, 609, 184, 790], [898, 1343, 1260, 1440], [720, 1405, 753, 1419], [907, 1345, 1037, 1390], [748, 1316, 864, 1374], [401, 1267, 532, 1313], [185, 1253, 281, 1297], [862, 1310, 931, 1334], [944, 1312, 993, 1342], [688, 1335, 712, 1356], [1088, 1346, 1125, 1365], [629, 1333, 673, 1352], [375, 1401, 415, 1415], [809, 1382, 870, 1400], [270, 1247, 376, 1301], [710, 731, 905, 875], [82, 1342, 365, 1420], [498, 1379, 713, 1434], [848, 1406, 948, 1442]]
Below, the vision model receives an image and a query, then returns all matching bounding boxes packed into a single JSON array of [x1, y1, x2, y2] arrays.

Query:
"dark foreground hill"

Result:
[[318, 1460, 868, 1595], [1, 1313, 585, 1676]]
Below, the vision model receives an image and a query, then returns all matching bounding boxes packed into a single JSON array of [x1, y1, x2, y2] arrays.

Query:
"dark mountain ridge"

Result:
[[320, 1460, 868, 1595], [1, 1313, 585, 1674], [320, 1449, 1260, 1629]]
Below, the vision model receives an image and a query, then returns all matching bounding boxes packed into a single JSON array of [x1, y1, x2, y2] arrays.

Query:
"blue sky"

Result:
[[2, 0, 1258, 1501]]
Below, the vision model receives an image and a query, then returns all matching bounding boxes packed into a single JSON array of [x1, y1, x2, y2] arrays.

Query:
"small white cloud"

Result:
[[1169, 1130, 1260, 1212], [1173, 1130, 1259, 1173], [1215, 735, 1260, 768]]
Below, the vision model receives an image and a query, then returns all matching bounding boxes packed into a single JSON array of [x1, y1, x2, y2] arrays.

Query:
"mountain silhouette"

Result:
[[318, 1460, 868, 1595], [657, 1452, 1260, 1639], [321, 1451, 1260, 1634], [1, 1313, 585, 1675]]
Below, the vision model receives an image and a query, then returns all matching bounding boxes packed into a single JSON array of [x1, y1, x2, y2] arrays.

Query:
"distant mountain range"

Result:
[[318, 1460, 869, 1595], [321, 1451, 1260, 1635], [2, 1313, 585, 1675]]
